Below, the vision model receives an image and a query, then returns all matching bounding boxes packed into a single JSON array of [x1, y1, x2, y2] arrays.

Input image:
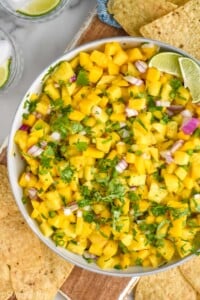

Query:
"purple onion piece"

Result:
[[181, 118, 199, 135]]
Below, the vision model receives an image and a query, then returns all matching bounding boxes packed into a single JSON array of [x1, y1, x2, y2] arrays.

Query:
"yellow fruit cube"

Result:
[[90, 50, 108, 68], [126, 47, 144, 61], [68, 110, 85, 121], [89, 66, 103, 83], [146, 67, 161, 82], [164, 174, 179, 193], [174, 151, 190, 165], [113, 50, 128, 66]]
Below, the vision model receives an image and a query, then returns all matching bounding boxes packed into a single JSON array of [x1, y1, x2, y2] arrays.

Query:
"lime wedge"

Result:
[[178, 57, 200, 103], [0, 59, 11, 89], [17, 0, 61, 17], [149, 52, 182, 77]]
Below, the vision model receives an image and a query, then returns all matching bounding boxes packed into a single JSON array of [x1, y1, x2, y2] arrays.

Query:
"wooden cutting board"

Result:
[[1, 9, 139, 300]]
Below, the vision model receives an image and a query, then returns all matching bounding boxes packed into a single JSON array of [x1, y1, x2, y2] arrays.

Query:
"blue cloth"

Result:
[[96, 0, 121, 28]]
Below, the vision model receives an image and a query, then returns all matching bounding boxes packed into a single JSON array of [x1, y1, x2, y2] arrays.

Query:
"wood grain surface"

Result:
[[1, 11, 135, 300]]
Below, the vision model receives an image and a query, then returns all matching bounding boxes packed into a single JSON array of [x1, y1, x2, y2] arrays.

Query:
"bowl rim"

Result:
[[7, 36, 200, 277]]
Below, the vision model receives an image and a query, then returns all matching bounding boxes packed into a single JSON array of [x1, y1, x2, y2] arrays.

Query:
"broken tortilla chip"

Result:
[[140, 0, 200, 59], [0, 164, 73, 300], [0, 264, 13, 300], [107, 0, 177, 36], [179, 256, 200, 294], [135, 267, 197, 300]]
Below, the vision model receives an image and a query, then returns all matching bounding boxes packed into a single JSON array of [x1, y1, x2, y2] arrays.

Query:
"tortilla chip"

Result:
[[107, 0, 177, 36], [0, 214, 43, 269], [169, 0, 189, 4], [11, 245, 73, 300], [0, 164, 19, 219], [0, 264, 13, 300], [0, 164, 73, 299], [140, 0, 200, 60], [135, 267, 197, 300], [179, 256, 200, 294]]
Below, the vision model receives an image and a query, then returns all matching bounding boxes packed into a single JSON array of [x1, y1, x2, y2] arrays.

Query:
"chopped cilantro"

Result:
[[83, 211, 95, 223], [49, 211, 57, 218], [136, 118, 148, 131], [170, 78, 182, 90], [22, 195, 28, 204], [161, 114, 170, 124], [23, 99, 37, 113], [151, 204, 168, 216], [60, 166, 74, 183], [76, 69, 89, 86], [75, 141, 88, 151], [128, 191, 140, 202], [70, 122, 84, 134]]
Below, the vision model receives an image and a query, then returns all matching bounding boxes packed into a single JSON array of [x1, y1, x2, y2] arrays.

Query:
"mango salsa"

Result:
[[15, 41, 200, 270]]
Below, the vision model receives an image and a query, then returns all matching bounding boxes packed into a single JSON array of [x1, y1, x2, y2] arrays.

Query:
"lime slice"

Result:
[[178, 57, 200, 103], [149, 52, 182, 77], [0, 59, 11, 89], [17, 0, 61, 17]]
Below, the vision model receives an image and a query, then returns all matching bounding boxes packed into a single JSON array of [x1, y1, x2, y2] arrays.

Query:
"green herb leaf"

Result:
[[60, 166, 75, 183], [76, 69, 89, 86], [75, 141, 88, 151]]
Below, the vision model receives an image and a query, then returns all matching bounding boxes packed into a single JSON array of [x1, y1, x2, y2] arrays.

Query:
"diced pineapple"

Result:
[[126, 47, 144, 61], [163, 173, 179, 193], [157, 239, 175, 261], [90, 50, 108, 68]]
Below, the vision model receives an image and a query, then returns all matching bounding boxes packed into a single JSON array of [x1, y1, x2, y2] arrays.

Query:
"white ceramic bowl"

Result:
[[7, 37, 200, 277]]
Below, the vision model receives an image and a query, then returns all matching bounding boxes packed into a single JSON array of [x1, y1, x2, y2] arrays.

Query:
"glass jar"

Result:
[[0, 0, 71, 22], [0, 28, 23, 93]]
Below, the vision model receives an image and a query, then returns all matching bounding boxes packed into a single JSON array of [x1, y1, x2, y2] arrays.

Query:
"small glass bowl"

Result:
[[0, 29, 23, 93], [0, 0, 71, 22]]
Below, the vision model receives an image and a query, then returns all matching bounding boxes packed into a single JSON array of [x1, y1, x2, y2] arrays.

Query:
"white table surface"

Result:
[[0, 0, 96, 145]]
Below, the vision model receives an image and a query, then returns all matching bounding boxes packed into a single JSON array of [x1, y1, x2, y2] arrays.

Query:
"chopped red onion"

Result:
[[79, 130, 86, 136], [63, 208, 72, 216], [28, 188, 37, 199], [27, 145, 44, 157], [63, 203, 79, 215], [115, 159, 128, 173], [33, 112, 42, 119], [170, 140, 184, 154], [40, 140, 47, 148], [50, 131, 61, 141], [119, 122, 126, 128], [121, 129, 130, 138], [181, 109, 193, 118], [46, 106, 51, 114], [125, 107, 138, 117], [141, 43, 155, 49], [142, 153, 151, 160], [19, 124, 30, 132], [181, 118, 199, 135], [135, 60, 147, 73], [124, 75, 144, 86], [130, 186, 137, 191], [77, 210, 83, 217], [166, 109, 174, 117], [69, 75, 77, 83], [92, 106, 102, 115], [160, 150, 174, 164], [156, 100, 171, 107], [25, 172, 31, 181], [83, 205, 91, 211], [168, 105, 184, 112], [83, 251, 97, 259]]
